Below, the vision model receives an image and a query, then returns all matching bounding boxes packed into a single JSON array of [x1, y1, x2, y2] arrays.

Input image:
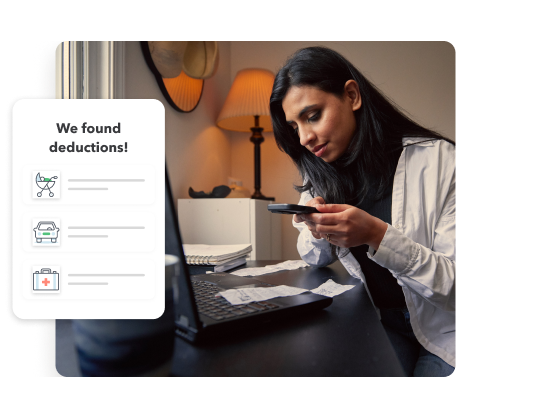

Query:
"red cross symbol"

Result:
[[42, 278, 50, 286]]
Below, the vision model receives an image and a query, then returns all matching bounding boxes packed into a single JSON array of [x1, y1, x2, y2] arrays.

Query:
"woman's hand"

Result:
[[294, 196, 325, 239], [300, 203, 388, 250]]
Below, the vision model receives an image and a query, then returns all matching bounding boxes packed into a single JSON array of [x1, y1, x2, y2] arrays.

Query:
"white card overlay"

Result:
[[13, 99, 165, 319]]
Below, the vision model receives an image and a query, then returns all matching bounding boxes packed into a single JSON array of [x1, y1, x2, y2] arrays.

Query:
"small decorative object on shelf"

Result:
[[188, 185, 231, 199]]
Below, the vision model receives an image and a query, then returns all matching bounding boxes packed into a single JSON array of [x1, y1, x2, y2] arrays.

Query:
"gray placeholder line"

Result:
[[68, 274, 145, 277], [68, 235, 108, 238], [68, 282, 108, 285], [68, 188, 108, 190], [68, 179, 145, 182], [67, 226, 145, 229]]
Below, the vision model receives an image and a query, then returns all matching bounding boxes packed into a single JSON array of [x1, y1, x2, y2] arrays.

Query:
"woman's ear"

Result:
[[344, 80, 362, 111]]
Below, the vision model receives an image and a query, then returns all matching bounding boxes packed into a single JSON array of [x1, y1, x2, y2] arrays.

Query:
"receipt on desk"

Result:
[[229, 260, 309, 277], [219, 279, 355, 305], [219, 285, 309, 305], [310, 279, 355, 297]]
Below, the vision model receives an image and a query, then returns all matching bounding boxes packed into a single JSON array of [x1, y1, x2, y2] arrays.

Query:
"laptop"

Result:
[[165, 168, 332, 343]]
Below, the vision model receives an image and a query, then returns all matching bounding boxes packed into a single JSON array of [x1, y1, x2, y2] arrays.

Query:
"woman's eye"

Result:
[[308, 112, 320, 123]]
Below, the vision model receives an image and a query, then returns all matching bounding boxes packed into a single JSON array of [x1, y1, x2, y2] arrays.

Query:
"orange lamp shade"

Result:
[[162, 71, 204, 112], [216, 68, 275, 132]]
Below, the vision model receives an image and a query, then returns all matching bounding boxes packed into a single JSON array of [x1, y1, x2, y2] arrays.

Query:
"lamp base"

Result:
[[250, 192, 275, 201], [249, 119, 274, 202]]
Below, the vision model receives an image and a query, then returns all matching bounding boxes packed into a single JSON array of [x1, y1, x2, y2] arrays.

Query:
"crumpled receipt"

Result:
[[309, 279, 355, 297], [229, 260, 309, 277], [218, 279, 356, 305]]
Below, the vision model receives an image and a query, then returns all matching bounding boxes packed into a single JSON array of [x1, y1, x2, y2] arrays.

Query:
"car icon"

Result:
[[34, 221, 59, 243]]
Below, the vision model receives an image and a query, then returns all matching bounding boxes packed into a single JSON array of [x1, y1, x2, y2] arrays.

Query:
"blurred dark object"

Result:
[[189, 185, 231, 199], [71, 256, 179, 377]]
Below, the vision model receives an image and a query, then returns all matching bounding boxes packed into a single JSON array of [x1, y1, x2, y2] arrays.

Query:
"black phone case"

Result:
[[267, 204, 320, 214]]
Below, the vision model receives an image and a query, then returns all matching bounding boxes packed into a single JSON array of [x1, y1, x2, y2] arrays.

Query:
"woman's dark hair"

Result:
[[269, 46, 453, 204]]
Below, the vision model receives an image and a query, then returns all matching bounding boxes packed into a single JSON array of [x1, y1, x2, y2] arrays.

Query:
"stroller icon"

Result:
[[36, 172, 58, 197]]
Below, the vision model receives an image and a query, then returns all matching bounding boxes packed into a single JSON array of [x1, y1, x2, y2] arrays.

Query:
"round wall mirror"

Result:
[[140, 41, 204, 113]]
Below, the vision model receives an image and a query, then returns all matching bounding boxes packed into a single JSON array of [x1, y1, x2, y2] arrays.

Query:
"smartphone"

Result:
[[267, 204, 320, 214]]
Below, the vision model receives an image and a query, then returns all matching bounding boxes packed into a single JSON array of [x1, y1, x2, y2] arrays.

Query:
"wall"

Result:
[[228, 41, 455, 260], [124, 41, 233, 201]]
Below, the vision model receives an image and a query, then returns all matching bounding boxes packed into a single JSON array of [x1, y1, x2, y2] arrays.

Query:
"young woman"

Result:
[[269, 46, 455, 377]]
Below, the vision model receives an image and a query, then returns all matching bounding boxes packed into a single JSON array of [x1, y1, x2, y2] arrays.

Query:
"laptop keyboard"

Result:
[[191, 280, 279, 321]]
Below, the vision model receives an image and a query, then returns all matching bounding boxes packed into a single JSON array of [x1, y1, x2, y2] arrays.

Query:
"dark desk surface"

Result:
[[171, 260, 405, 377]]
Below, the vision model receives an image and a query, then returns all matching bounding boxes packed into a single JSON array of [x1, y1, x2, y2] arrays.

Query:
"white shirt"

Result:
[[293, 138, 456, 367]]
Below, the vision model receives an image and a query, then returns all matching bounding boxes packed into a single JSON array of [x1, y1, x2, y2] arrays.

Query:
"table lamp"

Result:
[[216, 68, 275, 200]]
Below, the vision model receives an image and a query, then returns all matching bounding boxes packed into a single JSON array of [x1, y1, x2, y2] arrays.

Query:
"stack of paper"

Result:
[[183, 243, 252, 266]]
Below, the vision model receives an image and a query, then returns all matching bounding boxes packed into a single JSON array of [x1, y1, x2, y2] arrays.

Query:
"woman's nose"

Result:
[[299, 127, 316, 147]]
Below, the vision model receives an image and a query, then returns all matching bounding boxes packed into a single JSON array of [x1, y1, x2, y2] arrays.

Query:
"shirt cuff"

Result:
[[366, 224, 419, 275]]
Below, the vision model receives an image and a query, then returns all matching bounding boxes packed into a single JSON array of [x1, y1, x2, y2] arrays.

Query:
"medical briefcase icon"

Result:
[[33, 268, 60, 292]]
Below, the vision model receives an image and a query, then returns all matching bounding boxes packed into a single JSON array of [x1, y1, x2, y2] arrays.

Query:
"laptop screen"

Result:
[[165, 168, 201, 333]]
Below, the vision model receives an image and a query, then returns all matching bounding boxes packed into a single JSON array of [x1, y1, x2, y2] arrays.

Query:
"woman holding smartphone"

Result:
[[269, 46, 455, 376]]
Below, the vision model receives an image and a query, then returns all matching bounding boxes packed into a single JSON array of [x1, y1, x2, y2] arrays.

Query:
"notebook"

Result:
[[183, 243, 252, 265], [165, 168, 332, 343], [187, 257, 247, 275]]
